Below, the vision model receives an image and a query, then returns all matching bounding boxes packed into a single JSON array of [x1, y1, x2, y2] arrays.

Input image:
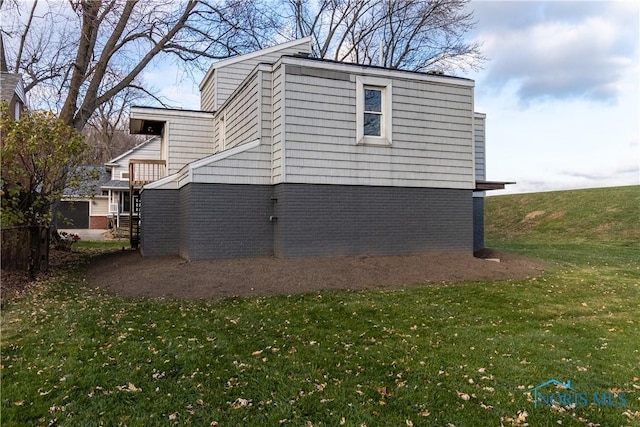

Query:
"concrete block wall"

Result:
[[140, 189, 180, 257], [473, 196, 485, 252], [141, 183, 474, 259], [179, 183, 274, 260], [274, 184, 472, 257]]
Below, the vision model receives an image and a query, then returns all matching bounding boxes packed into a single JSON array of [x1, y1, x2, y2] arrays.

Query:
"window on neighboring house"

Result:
[[14, 102, 21, 120], [120, 171, 130, 180], [356, 76, 392, 145]]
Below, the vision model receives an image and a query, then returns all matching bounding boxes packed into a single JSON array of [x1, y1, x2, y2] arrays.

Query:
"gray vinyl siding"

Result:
[[271, 64, 284, 183], [200, 73, 216, 111], [202, 41, 311, 110], [166, 115, 215, 174], [282, 67, 475, 189], [220, 71, 260, 150], [474, 113, 486, 181], [191, 143, 272, 185], [260, 70, 273, 144]]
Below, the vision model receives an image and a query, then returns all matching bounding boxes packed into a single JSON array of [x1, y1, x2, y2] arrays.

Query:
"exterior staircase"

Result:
[[128, 159, 166, 249]]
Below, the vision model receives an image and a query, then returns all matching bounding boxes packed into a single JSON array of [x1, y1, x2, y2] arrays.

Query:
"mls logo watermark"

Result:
[[533, 379, 627, 409]]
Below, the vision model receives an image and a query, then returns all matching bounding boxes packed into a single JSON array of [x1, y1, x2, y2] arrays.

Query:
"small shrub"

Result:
[[54, 231, 81, 251]]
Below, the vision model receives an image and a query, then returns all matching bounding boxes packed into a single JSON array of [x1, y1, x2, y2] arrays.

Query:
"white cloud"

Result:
[[472, 1, 639, 105], [468, 1, 639, 194]]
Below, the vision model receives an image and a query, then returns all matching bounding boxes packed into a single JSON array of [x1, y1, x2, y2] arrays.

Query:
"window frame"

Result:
[[356, 76, 393, 146]]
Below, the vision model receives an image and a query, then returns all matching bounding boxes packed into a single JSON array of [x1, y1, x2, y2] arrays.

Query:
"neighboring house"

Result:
[[129, 38, 509, 260], [103, 136, 162, 228], [0, 71, 26, 120], [57, 166, 111, 229], [57, 137, 161, 230], [0, 35, 27, 120]]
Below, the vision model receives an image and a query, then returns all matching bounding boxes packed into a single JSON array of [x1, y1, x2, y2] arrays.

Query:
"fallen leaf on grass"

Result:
[[623, 409, 640, 419], [117, 383, 141, 392], [456, 391, 470, 401], [230, 398, 252, 409]]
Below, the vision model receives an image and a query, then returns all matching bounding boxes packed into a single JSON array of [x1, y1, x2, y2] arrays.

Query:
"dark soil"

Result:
[[79, 249, 548, 300]]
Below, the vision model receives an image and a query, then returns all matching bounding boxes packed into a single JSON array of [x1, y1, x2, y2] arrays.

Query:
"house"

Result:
[[0, 36, 27, 120], [103, 136, 162, 229], [57, 166, 111, 229], [129, 38, 508, 260], [56, 137, 162, 230], [0, 71, 26, 120]]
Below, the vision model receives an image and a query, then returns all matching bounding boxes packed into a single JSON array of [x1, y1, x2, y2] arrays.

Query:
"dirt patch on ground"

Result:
[[83, 249, 549, 300]]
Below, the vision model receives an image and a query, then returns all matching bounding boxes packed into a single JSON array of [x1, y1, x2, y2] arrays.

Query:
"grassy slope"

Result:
[[486, 185, 640, 244], [486, 185, 640, 265], [1, 186, 639, 426]]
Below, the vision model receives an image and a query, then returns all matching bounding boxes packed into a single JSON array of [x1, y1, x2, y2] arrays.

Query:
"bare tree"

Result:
[[1, 0, 483, 134], [81, 88, 148, 165], [0, 0, 278, 130], [283, 0, 483, 72]]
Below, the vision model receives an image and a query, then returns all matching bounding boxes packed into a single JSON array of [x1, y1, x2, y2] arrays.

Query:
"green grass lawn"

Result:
[[74, 239, 129, 250], [2, 186, 639, 426]]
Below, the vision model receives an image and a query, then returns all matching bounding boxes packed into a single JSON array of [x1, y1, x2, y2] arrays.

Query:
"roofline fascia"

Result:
[[278, 55, 475, 87], [199, 37, 313, 91]]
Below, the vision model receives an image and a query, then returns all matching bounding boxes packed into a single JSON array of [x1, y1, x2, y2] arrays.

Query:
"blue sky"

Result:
[[467, 1, 639, 194], [144, 1, 639, 195]]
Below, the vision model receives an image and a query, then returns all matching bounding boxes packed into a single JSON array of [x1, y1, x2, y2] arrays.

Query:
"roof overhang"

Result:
[[130, 118, 164, 135], [475, 180, 516, 191]]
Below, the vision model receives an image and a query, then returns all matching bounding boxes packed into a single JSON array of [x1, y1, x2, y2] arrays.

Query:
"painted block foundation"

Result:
[[141, 183, 473, 260]]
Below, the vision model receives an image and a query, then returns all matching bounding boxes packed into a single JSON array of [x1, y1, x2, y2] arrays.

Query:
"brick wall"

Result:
[[141, 183, 474, 259], [89, 216, 109, 229], [179, 183, 274, 260], [274, 184, 472, 257], [473, 196, 485, 252], [140, 189, 180, 257]]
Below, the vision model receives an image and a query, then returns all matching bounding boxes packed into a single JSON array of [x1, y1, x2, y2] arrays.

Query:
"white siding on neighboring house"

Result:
[[130, 108, 215, 175], [199, 38, 311, 111], [108, 137, 161, 179], [280, 58, 476, 189], [91, 197, 109, 216], [474, 113, 486, 182]]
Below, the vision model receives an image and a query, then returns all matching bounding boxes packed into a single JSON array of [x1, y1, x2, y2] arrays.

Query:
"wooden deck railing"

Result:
[[128, 159, 166, 187]]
